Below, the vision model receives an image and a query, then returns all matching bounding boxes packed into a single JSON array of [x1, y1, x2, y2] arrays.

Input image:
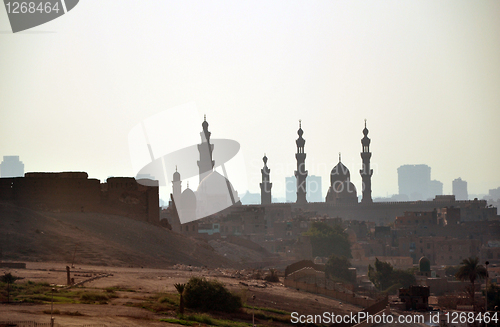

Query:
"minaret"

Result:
[[295, 120, 308, 204], [260, 154, 272, 205], [360, 120, 373, 203], [197, 115, 215, 184], [172, 166, 182, 200]]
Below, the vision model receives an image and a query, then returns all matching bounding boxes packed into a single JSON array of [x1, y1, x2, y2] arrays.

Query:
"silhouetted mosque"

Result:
[[325, 153, 358, 205], [172, 116, 239, 223], [170, 117, 495, 224]]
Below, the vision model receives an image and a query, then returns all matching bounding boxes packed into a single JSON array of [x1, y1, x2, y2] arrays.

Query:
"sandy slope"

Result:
[[0, 201, 237, 268]]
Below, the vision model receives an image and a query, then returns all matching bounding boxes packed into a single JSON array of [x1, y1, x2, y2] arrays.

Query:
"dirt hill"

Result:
[[0, 201, 240, 268]]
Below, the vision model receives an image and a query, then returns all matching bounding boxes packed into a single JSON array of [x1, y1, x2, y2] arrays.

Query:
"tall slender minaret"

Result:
[[197, 115, 215, 184], [260, 154, 272, 205], [295, 120, 308, 204], [360, 120, 373, 203], [172, 166, 182, 200]]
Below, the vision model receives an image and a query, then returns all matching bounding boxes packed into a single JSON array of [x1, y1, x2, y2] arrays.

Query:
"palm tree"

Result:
[[173, 283, 186, 314], [455, 257, 488, 311]]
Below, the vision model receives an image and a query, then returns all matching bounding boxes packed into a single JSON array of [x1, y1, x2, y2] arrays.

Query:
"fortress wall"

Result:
[[101, 177, 159, 224], [12, 172, 101, 211], [0, 173, 160, 224], [147, 185, 160, 225]]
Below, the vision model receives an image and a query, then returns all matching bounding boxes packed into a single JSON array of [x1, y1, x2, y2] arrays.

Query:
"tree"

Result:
[[455, 257, 488, 311], [173, 283, 186, 314], [0, 272, 18, 303], [368, 258, 416, 293], [392, 269, 417, 289], [183, 277, 242, 313], [304, 222, 351, 258], [484, 283, 500, 311], [444, 265, 460, 278], [368, 258, 394, 291], [325, 255, 355, 284]]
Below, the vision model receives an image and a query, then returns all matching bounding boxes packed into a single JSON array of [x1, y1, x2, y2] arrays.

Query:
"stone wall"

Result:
[[0, 172, 159, 225]]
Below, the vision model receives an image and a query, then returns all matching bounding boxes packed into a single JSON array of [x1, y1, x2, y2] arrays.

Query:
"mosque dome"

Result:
[[331, 161, 350, 178], [330, 160, 351, 187], [196, 171, 239, 218], [181, 187, 197, 210], [419, 256, 431, 272], [326, 154, 358, 204], [197, 171, 237, 196]]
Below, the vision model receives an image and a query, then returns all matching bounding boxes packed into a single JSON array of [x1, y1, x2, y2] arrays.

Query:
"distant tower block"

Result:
[[260, 154, 272, 205], [197, 115, 215, 184], [0, 156, 24, 177], [295, 120, 308, 204], [453, 178, 468, 201], [360, 120, 373, 204]]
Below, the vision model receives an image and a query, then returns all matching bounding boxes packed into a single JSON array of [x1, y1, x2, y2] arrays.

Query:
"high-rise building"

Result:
[[285, 175, 322, 203], [453, 178, 468, 200], [397, 164, 431, 201], [285, 176, 296, 202], [0, 156, 24, 177], [306, 175, 322, 203], [428, 180, 443, 198]]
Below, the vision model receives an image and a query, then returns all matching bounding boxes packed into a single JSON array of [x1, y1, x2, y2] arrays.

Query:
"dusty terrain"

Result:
[[0, 202, 363, 325], [0, 262, 361, 326], [0, 202, 275, 269]]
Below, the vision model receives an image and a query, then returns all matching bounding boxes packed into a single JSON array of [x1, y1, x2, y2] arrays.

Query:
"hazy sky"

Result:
[[1, 0, 499, 200]]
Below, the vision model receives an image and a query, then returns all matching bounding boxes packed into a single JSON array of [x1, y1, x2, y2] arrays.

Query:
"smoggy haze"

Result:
[[1, 1, 499, 199]]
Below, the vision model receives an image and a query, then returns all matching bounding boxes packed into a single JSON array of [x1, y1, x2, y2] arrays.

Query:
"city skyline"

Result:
[[1, 1, 499, 199]]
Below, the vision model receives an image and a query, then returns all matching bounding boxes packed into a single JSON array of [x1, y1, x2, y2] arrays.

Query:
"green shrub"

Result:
[[183, 277, 242, 313], [159, 294, 177, 305], [79, 292, 109, 304], [31, 294, 52, 302]]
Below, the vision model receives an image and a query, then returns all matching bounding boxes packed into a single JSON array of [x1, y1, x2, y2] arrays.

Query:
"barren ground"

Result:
[[0, 262, 362, 326]]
